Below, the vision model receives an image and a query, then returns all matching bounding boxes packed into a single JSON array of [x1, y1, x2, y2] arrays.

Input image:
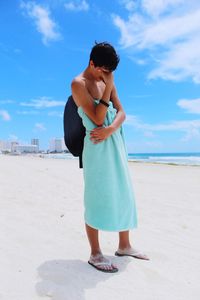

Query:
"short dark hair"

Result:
[[89, 42, 120, 71]]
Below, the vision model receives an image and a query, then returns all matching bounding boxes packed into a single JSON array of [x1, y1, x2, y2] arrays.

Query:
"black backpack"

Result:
[[63, 95, 86, 168]]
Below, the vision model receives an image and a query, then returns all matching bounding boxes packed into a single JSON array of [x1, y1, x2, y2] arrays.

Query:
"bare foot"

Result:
[[115, 247, 149, 260], [88, 253, 118, 272]]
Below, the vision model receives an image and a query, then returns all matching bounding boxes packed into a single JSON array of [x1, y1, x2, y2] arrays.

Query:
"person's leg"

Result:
[[116, 230, 149, 260], [118, 230, 132, 250], [85, 223, 118, 271], [85, 223, 101, 255]]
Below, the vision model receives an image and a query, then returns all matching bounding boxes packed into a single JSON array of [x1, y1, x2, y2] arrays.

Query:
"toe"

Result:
[[135, 254, 149, 260], [111, 264, 118, 271]]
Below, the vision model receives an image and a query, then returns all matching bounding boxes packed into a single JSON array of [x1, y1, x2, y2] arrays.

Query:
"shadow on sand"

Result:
[[35, 256, 131, 300]]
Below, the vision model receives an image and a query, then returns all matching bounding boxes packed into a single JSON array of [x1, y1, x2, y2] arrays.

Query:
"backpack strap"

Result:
[[79, 155, 83, 168]]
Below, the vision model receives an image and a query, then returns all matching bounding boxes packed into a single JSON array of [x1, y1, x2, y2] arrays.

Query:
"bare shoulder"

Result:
[[71, 75, 91, 107], [71, 75, 86, 93]]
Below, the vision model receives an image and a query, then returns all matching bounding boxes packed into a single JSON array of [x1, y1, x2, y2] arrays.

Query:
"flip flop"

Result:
[[115, 249, 149, 260], [88, 260, 118, 273]]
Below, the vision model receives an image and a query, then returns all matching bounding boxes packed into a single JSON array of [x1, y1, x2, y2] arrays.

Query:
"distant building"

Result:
[[0, 140, 11, 152], [11, 141, 19, 152], [12, 144, 39, 153], [49, 138, 67, 153], [0, 139, 40, 154], [31, 138, 39, 150]]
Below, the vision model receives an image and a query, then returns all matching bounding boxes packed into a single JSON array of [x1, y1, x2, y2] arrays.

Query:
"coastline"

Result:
[[128, 159, 200, 167], [1, 152, 200, 167]]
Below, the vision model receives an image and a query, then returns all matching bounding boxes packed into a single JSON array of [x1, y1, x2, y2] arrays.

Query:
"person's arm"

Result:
[[109, 85, 126, 132], [71, 74, 113, 126], [90, 85, 126, 144]]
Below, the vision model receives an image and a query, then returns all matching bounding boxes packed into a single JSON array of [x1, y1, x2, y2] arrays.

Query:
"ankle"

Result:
[[91, 249, 102, 256], [118, 244, 132, 250]]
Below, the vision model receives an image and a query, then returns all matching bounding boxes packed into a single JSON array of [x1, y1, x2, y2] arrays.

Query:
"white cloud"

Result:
[[0, 110, 11, 121], [35, 123, 46, 131], [125, 114, 200, 141], [181, 127, 200, 141], [64, 0, 89, 12], [20, 97, 65, 108], [20, 1, 61, 45], [17, 110, 39, 115], [113, 14, 134, 47], [145, 141, 163, 148], [141, 0, 185, 17], [113, 1, 200, 83], [125, 114, 142, 129], [143, 131, 155, 138], [177, 98, 200, 114], [119, 0, 136, 12]]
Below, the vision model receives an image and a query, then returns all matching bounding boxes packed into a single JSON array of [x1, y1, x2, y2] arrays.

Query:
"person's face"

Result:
[[96, 67, 111, 82], [90, 61, 111, 81]]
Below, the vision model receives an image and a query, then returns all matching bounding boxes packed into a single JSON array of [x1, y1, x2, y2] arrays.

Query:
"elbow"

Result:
[[120, 110, 126, 122], [123, 112, 126, 122], [94, 114, 105, 126], [95, 119, 104, 126], [117, 109, 126, 122], [122, 111, 126, 122]]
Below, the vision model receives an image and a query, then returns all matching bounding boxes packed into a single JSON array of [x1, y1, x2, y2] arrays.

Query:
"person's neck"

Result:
[[83, 66, 96, 82]]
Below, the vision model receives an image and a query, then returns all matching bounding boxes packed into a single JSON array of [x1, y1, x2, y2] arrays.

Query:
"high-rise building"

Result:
[[49, 138, 66, 153], [31, 139, 39, 150]]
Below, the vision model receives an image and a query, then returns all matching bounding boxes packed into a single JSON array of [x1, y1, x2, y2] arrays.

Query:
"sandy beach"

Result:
[[0, 154, 200, 300]]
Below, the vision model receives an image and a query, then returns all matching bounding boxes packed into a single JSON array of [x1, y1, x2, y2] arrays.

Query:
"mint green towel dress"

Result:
[[77, 100, 137, 232]]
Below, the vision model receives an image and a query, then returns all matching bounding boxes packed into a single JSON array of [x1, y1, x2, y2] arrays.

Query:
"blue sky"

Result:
[[0, 0, 200, 152]]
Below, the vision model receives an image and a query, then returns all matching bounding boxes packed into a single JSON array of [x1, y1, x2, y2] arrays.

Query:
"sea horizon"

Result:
[[33, 151, 200, 166]]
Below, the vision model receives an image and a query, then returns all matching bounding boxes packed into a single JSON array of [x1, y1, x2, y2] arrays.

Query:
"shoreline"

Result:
[[128, 159, 200, 167], [1, 152, 200, 167]]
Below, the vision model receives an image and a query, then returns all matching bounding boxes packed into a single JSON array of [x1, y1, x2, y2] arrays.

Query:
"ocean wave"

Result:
[[128, 154, 200, 165]]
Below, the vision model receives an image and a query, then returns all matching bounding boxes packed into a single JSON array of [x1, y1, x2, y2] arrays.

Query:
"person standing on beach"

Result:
[[71, 42, 149, 273]]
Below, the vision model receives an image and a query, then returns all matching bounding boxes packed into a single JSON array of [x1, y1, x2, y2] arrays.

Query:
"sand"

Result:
[[0, 154, 200, 300]]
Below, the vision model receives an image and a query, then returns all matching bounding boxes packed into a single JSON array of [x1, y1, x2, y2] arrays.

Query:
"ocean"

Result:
[[128, 152, 200, 165], [44, 152, 200, 166]]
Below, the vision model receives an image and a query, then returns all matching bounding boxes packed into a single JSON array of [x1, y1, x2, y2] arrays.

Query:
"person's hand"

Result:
[[101, 72, 114, 89], [90, 126, 113, 144]]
